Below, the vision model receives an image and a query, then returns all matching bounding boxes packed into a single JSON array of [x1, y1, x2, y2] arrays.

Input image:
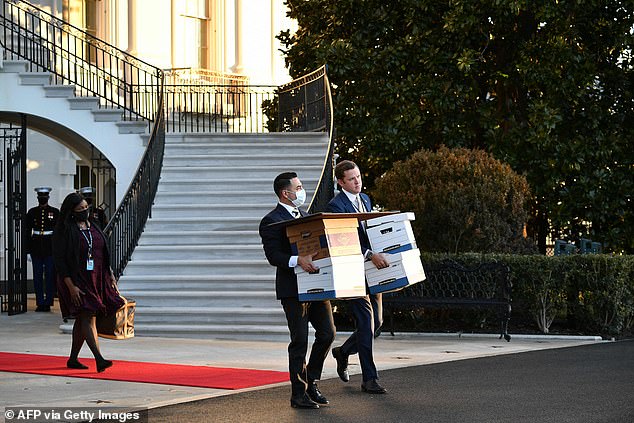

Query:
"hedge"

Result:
[[333, 254, 634, 339]]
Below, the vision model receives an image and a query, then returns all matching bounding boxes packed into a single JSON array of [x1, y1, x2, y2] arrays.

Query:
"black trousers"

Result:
[[281, 297, 336, 398]]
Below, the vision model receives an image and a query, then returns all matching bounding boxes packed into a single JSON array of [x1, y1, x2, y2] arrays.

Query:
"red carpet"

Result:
[[0, 352, 288, 390]]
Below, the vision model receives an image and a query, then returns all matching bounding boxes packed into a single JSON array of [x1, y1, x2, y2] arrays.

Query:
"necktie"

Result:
[[355, 196, 366, 213], [292, 209, 300, 218]]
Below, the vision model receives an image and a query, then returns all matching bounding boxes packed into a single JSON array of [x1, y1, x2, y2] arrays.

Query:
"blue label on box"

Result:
[[298, 289, 337, 301], [368, 276, 411, 295], [380, 243, 416, 254]]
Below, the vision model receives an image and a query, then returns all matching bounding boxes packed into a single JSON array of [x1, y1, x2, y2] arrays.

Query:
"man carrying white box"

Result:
[[327, 160, 390, 395], [259, 172, 336, 409]]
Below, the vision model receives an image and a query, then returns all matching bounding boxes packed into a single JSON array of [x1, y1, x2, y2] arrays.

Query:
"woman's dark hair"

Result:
[[56, 192, 85, 232]]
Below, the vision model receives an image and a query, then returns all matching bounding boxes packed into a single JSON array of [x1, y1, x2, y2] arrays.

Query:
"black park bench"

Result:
[[382, 260, 512, 342]]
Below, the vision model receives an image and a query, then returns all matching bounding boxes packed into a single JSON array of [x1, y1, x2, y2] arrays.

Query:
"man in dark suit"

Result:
[[259, 172, 336, 409], [26, 187, 60, 312], [327, 160, 390, 394]]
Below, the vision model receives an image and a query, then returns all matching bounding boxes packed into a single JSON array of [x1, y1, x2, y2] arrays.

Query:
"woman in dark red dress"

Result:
[[53, 192, 124, 372]]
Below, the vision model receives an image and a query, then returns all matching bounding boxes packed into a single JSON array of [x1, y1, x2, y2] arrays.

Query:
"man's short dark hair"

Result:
[[273, 172, 298, 198], [334, 160, 358, 181]]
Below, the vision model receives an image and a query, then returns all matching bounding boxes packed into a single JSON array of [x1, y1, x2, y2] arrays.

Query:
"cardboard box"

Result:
[[295, 255, 367, 301], [366, 215, 417, 254], [287, 217, 361, 260], [365, 249, 425, 294]]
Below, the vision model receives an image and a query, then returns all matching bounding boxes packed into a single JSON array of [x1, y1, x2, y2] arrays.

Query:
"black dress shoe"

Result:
[[67, 359, 88, 369], [361, 379, 387, 394], [332, 347, 349, 382], [290, 394, 319, 409], [307, 381, 328, 404], [96, 359, 113, 373], [35, 305, 45, 312]]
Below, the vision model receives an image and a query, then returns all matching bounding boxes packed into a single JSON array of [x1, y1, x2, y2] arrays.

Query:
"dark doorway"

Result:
[[0, 114, 28, 315]]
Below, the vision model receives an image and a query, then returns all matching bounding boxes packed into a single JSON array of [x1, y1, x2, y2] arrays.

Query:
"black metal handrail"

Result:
[[0, 0, 162, 123], [277, 66, 335, 212], [1, 0, 165, 278], [104, 106, 165, 278], [163, 84, 277, 133]]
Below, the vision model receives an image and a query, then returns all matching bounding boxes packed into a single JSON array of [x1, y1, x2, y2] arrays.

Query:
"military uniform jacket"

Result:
[[26, 205, 60, 257]]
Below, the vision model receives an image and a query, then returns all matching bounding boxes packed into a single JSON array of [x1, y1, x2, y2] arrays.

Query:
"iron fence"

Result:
[[163, 84, 277, 133], [0, 0, 162, 123], [277, 66, 335, 212]]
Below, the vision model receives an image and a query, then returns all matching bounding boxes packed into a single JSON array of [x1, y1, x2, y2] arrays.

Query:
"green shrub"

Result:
[[380, 253, 634, 338], [372, 146, 534, 254]]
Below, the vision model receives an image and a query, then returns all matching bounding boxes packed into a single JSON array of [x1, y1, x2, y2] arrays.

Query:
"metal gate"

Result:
[[0, 115, 28, 315]]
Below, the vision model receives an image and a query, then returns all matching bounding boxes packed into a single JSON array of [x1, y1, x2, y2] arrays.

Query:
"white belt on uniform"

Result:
[[32, 230, 53, 235]]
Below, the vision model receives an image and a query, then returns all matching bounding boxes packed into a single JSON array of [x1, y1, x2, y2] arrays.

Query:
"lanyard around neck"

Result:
[[80, 227, 93, 259]]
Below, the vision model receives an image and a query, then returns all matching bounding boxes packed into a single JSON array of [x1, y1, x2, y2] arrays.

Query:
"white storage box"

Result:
[[295, 255, 367, 301], [366, 212, 417, 254], [365, 248, 425, 294]]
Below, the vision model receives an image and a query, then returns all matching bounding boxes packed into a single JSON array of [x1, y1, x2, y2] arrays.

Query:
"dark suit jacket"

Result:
[[326, 191, 372, 253], [259, 204, 307, 300]]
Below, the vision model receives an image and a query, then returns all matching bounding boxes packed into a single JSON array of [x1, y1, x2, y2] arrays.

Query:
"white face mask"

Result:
[[288, 189, 306, 207]]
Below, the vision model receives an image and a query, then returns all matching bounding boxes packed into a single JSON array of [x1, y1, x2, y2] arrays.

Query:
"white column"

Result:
[[127, 0, 137, 55], [231, 0, 244, 74], [171, 0, 177, 67]]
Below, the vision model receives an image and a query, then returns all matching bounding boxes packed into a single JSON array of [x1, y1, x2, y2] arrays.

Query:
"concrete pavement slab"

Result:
[[0, 299, 605, 419]]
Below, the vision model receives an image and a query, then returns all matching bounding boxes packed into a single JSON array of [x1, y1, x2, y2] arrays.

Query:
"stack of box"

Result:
[[289, 216, 367, 301], [363, 212, 425, 294]]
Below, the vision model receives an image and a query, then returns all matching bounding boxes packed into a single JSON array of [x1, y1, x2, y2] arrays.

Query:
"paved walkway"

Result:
[[0, 300, 606, 422]]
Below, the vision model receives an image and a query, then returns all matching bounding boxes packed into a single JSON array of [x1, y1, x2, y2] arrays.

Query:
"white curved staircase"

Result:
[[118, 132, 330, 340]]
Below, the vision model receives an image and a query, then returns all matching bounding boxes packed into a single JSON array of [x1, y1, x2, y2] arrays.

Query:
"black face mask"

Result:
[[37, 197, 48, 206], [72, 209, 90, 222]]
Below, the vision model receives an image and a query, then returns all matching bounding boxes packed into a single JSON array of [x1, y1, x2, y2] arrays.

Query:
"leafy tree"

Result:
[[372, 146, 534, 254], [279, 0, 634, 253]]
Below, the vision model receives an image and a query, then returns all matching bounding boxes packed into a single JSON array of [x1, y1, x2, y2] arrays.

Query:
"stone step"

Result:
[[144, 216, 262, 231], [0, 60, 29, 73], [18, 71, 51, 85], [59, 322, 291, 341], [119, 274, 274, 290], [154, 191, 278, 205], [43, 84, 76, 98], [164, 142, 327, 155], [67, 96, 100, 110], [116, 120, 149, 134], [150, 203, 292, 219], [163, 153, 323, 167], [131, 244, 265, 260], [127, 323, 291, 341], [159, 164, 323, 180], [168, 132, 327, 144], [133, 306, 286, 325], [120, 290, 279, 307], [156, 177, 320, 193], [137, 230, 260, 245], [122, 258, 270, 276], [92, 108, 124, 122]]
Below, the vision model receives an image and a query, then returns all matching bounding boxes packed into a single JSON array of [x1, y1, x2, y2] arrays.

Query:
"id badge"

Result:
[[86, 259, 94, 271]]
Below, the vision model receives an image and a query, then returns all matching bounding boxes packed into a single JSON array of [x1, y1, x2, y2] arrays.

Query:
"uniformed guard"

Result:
[[26, 187, 60, 312], [79, 186, 108, 229]]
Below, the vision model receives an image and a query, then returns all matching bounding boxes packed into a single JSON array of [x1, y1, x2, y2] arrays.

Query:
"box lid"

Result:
[[364, 212, 415, 228]]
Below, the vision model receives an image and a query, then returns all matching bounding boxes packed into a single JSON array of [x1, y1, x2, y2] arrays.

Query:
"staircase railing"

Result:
[[0, 0, 162, 123], [0, 0, 165, 278], [278, 65, 335, 212]]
